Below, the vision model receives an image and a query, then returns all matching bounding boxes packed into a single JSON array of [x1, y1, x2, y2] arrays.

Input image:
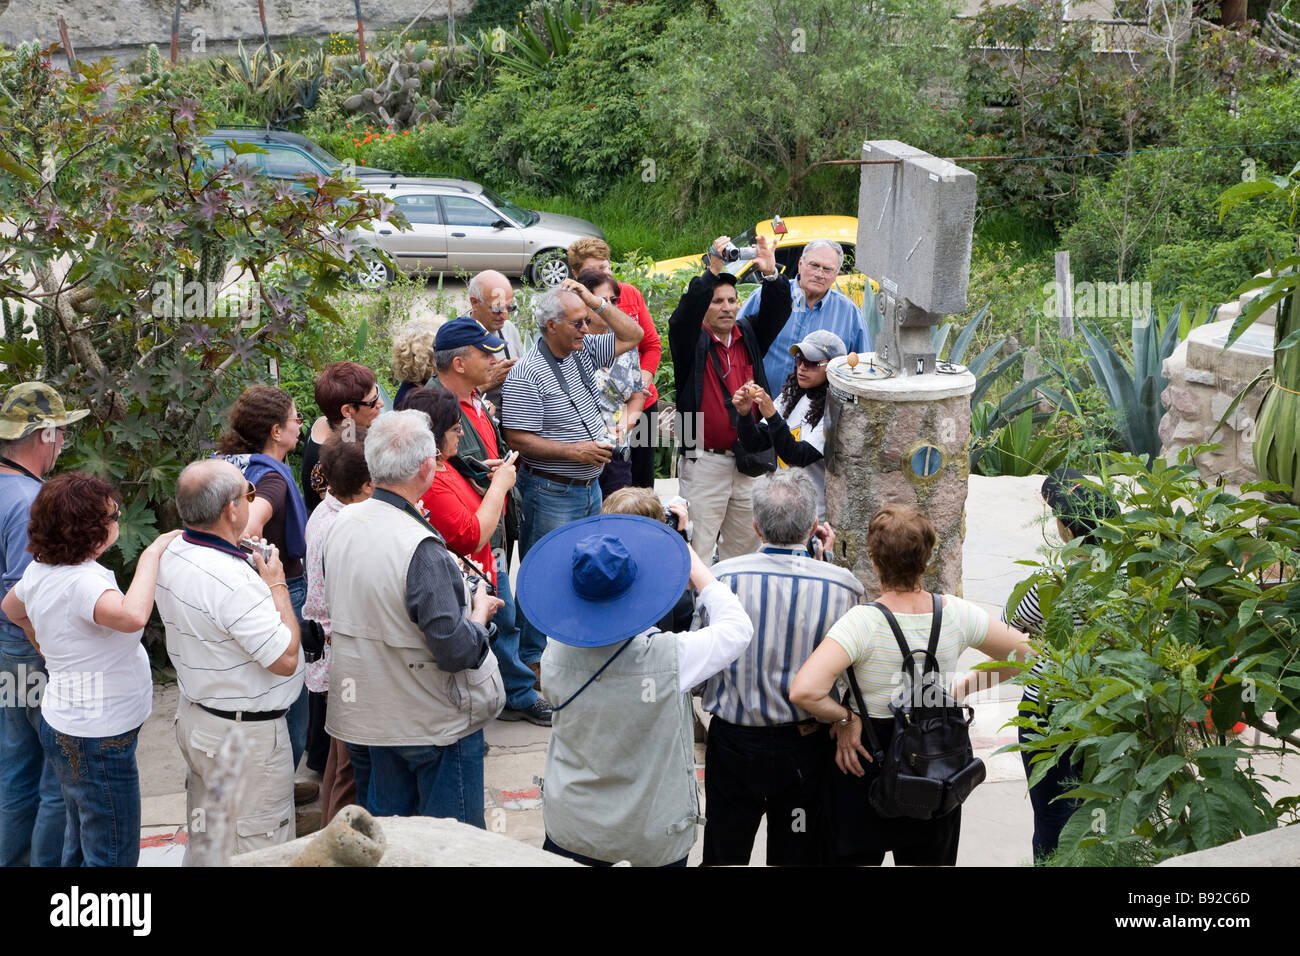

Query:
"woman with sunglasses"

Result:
[[300, 362, 384, 514], [1, 473, 180, 866], [732, 330, 845, 524], [215, 385, 313, 774], [574, 270, 648, 497]]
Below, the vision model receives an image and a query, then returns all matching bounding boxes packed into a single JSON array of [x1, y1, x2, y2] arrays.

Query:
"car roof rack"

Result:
[[363, 176, 480, 193]]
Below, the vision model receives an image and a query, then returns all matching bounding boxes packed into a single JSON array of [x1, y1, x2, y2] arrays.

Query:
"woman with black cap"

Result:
[[517, 514, 753, 866]]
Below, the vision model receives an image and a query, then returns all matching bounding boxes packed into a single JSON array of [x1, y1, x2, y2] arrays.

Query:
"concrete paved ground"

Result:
[[134, 474, 1297, 865]]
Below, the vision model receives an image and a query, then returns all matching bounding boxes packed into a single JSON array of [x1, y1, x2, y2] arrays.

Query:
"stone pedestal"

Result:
[[824, 356, 976, 597]]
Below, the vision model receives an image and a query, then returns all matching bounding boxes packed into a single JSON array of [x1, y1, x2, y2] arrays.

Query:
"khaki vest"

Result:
[[541, 631, 702, 866], [323, 496, 503, 747]]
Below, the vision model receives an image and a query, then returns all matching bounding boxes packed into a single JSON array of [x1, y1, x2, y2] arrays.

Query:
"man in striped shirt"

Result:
[[501, 283, 643, 674], [156, 459, 303, 862], [699, 469, 864, 865]]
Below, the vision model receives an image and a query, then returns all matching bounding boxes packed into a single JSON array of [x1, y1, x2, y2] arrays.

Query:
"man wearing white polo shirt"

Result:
[[155, 459, 303, 862]]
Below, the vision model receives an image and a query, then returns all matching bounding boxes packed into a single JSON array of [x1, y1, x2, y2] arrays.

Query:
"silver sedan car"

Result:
[[354, 177, 604, 289]]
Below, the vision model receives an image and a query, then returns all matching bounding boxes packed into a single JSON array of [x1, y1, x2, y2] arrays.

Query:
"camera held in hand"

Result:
[[713, 242, 757, 263], [662, 495, 693, 543]]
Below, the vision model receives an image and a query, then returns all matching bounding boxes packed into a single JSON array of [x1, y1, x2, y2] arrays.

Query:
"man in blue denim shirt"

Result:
[[0, 382, 88, 866], [737, 239, 873, 391]]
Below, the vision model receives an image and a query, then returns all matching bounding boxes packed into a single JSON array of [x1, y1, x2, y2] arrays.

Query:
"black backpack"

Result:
[[843, 593, 986, 820]]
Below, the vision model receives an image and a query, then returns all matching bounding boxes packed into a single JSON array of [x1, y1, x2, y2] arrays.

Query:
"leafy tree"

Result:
[[645, 0, 961, 207], [0, 42, 395, 558], [1009, 451, 1300, 861]]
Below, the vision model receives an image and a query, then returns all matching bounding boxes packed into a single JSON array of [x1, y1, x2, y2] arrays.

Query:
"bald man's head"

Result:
[[176, 459, 247, 528], [467, 270, 515, 332]]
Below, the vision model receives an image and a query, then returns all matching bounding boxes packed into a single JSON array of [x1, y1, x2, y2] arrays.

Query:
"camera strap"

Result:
[[538, 340, 602, 443]]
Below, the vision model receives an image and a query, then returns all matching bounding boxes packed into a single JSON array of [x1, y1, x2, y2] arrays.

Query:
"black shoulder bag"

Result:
[[843, 593, 986, 820]]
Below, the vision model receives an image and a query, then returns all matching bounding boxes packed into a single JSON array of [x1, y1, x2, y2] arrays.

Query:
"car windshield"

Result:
[[481, 186, 536, 227], [298, 139, 341, 169]]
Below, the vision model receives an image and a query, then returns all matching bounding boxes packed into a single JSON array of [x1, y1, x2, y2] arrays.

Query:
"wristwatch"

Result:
[[759, 269, 781, 281], [594, 296, 609, 314]]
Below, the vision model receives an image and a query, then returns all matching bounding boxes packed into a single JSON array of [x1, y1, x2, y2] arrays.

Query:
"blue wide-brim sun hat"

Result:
[[516, 514, 691, 648]]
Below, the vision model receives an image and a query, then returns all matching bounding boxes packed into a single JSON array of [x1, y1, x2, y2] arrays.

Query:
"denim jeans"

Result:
[[345, 743, 372, 814], [38, 717, 140, 867], [1019, 696, 1081, 863], [492, 553, 540, 710], [367, 729, 486, 828], [514, 468, 602, 664], [0, 637, 68, 866], [285, 575, 309, 773]]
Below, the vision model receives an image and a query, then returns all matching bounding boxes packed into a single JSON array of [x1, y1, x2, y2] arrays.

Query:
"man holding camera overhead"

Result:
[[501, 282, 644, 676], [668, 234, 791, 562]]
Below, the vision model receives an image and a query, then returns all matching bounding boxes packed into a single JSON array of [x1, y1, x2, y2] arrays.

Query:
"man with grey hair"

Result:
[[737, 237, 872, 389], [700, 467, 864, 866], [501, 282, 643, 674], [465, 269, 525, 412], [0, 381, 86, 866], [155, 458, 303, 862], [323, 409, 506, 825]]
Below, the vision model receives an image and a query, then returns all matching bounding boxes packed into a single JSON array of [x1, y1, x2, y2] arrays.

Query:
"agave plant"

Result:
[[208, 42, 331, 127], [471, 0, 592, 79], [970, 406, 1066, 476], [1074, 305, 1186, 463]]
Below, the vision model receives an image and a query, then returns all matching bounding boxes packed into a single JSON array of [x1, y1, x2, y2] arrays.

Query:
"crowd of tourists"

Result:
[[0, 234, 1116, 867]]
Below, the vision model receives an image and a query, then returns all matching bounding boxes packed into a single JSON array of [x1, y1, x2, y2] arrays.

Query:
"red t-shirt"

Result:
[[462, 392, 498, 457], [700, 325, 756, 451], [421, 466, 496, 587], [619, 282, 661, 407]]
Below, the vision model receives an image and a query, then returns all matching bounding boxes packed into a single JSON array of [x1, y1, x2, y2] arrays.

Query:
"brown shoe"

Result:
[[295, 804, 322, 838], [294, 779, 320, 806]]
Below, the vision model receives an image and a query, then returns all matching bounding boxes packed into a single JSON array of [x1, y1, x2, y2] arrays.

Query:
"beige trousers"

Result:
[[677, 450, 761, 563], [175, 696, 295, 864]]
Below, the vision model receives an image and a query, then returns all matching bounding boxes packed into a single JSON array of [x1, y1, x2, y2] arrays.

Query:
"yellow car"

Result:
[[649, 215, 879, 306]]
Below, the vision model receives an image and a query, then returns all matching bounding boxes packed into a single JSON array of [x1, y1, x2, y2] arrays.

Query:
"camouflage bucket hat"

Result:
[[0, 382, 90, 441]]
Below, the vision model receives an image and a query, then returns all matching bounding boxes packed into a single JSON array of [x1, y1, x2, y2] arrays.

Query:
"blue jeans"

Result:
[[285, 575, 309, 773], [367, 730, 485, 828], [0, 637, 68, 866], [492, 553, 540, 710], [1019, 696, 1081, 863], [514, 469, 602, 664], [38, 717, 140, 867], [345, 743, 372, 813]]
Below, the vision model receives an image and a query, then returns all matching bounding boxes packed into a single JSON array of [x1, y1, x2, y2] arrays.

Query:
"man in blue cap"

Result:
[[429, 317, 550, 726], [517, 514, 753, 866]]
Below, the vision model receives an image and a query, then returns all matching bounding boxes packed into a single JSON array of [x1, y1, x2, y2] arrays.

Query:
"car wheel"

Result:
[[354, 255, 394, 291], [528, 249, 570, 289]]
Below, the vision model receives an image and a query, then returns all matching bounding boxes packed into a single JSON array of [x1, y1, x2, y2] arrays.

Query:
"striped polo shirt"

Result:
[[1005, 581, 1083, 705], [500, 332, 616, 480], [701, 546, 866, 726], [156, 531, 303, 712]]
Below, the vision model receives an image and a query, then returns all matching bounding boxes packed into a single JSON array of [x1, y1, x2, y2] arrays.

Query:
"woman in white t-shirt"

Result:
[[0, 473, 179, 867], [790, 504, 1032, 866], [732, 330, 844, 522]]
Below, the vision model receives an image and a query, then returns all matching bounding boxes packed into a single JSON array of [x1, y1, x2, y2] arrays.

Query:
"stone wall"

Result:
[[0, 0, 475, 63], [1158, 288, 1275, 483]]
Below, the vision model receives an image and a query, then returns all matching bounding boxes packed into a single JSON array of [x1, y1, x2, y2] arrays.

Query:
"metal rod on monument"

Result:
[[354, 0, 367, 64], [188, 725, 248, 867], [1055, 250, 1074, 338], [57, 16, 77, 77]]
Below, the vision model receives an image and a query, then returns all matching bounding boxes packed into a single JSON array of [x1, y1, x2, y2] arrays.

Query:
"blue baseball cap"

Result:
[[434, 316, 505, 353], [516, 514, 691, 647]]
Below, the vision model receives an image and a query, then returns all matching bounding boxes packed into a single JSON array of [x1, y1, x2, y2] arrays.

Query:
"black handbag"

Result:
[[706, 345, 775, 478], [843, 593, 986, 820]]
